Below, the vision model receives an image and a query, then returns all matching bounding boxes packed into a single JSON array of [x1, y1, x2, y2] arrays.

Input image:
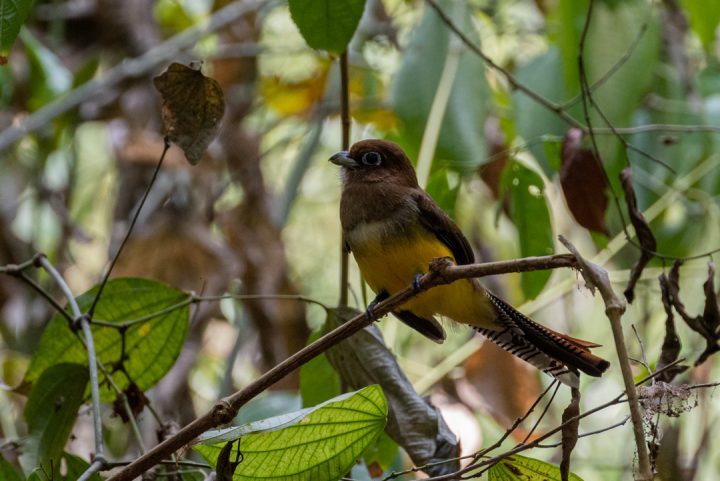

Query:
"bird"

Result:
[[330, 139, 609, 387]]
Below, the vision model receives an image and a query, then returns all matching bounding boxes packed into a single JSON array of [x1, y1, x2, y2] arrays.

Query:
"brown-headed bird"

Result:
[[330, 139, 609, 387]]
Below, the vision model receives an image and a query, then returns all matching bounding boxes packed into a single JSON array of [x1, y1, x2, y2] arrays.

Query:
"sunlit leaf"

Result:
[[195, 385, 387, 481], [288, 0, 366, 54], [501, 161, 554, 299], [24, 278, 190, 402], [324, 307, 460, 477], [20, 363, 88, 475], [261, 72, 328, 117], [154, 62, 225, 165], [488, 454, 584, 481]]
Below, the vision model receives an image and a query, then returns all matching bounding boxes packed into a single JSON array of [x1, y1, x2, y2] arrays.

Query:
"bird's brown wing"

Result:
[[413, 191, 475, 265]]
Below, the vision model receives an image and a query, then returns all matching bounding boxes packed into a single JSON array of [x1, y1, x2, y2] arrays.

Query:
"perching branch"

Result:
[[106, 252, 582, 481]]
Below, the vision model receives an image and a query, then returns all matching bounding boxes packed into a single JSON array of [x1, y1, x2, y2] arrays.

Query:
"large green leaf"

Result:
[[195, 385, 387, 481], [0, 0, 34, 56], [488, 454, 583, 481], [288, 0, 366, 54], [24, 278, 190, 401], [20, 363, 88, 475], [390, 0, 488, 173], [502, 161, 554, 299]]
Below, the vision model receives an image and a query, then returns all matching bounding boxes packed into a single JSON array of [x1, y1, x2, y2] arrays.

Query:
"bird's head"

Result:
[[329, 139, 419, 188]]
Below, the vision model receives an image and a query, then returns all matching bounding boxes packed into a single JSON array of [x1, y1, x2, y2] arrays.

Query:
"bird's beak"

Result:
[[329, 151, 358, 168]]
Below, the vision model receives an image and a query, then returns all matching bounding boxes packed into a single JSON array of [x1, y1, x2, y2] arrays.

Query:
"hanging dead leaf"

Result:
[[696, 261, 720, 365], [656, 273, 687, 383], [560, 128, 609, 236], [560, 387, 580, 481], [153, 62, 225, 165], [668, 261, 720, 366], [619, 167, 657, 303]]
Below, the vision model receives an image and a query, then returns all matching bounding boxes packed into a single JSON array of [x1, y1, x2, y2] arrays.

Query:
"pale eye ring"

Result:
[[361, 151, 383, 166]]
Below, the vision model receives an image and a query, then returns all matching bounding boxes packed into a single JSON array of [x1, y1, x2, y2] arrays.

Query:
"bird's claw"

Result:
[[365, 291, 389, 320], [412, 273, 423, 292]]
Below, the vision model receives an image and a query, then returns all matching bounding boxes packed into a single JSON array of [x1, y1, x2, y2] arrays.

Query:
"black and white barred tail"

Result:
[[474, 292, 610, 388]]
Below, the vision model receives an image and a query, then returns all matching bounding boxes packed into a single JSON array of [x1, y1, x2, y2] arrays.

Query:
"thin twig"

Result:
[[36, 256, 106, 467], [77, 459, 105, 481], [535, 415, 631, 448], [87, 139, 169, 318], [339, 51, 351, 307]]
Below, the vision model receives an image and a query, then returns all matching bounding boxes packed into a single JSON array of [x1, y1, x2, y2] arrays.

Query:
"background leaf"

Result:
[[288, 0, 366, 54], [390, 0, 488, 174], [20, 363, 88, 475], [0, 0, 34, 56], [195, 385, 387, 481], [501, 161, 554, 299], [24, 278, 190, 401], [0, 455, 23, 481]]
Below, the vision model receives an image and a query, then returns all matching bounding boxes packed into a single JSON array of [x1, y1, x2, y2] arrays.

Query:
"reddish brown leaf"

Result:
[[560, 128, 609, 236], [620, 167, 657, 303], [154, 62, 225, 165], [560, 387, 580, 481], [458, 341, 542, 442], [656, 274, 688, 383]]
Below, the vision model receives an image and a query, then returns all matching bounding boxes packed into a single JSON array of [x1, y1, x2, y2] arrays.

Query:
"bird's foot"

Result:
[[412, 273, 424, 292], [365, 291, 389, 320]]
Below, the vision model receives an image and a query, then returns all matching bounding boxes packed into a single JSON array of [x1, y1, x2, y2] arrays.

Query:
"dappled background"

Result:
[[1, 0, 720, 480]]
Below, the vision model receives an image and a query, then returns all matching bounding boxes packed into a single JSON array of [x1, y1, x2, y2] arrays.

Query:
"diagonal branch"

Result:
[[106, 252, 580, 481]]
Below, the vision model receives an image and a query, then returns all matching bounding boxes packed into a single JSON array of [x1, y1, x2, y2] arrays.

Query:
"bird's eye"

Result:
[[361, 151, 383, 166]]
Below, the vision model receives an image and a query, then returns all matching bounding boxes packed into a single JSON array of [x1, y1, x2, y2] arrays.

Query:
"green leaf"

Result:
[[0, 0, 34, 56], [59, 453, 102, 481], [20, 363, 88, 475], [19, 29, 72, 110], [502, 161, 554, 299], [195, 385, 387, 481], [0, 455, 23, 481], [682, 0, 720, 51], [488, 454, 584, 481], [363, 431, 398, 475], [288, 0, 366, 54], [24, 278, 190, 401], [390, 0, 488, 173], [299, 329, 341, 408], [425, 168, 460, 219]]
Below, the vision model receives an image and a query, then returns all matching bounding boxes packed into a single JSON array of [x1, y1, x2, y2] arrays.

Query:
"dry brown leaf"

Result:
[[656, 273, 688, 383], [458, 340, 542, 442], [154, 62, 225, 165], [619, 167, 657, 303], [560, 128, 609, 236], [560, 387, 580, 481]]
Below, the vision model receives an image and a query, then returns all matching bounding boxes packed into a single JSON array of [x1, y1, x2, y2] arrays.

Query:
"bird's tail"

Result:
[[474, 292, 610, 388]]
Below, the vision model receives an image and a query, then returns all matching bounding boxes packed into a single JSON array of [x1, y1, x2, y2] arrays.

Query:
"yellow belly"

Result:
[[351, 232, 493, 326]]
